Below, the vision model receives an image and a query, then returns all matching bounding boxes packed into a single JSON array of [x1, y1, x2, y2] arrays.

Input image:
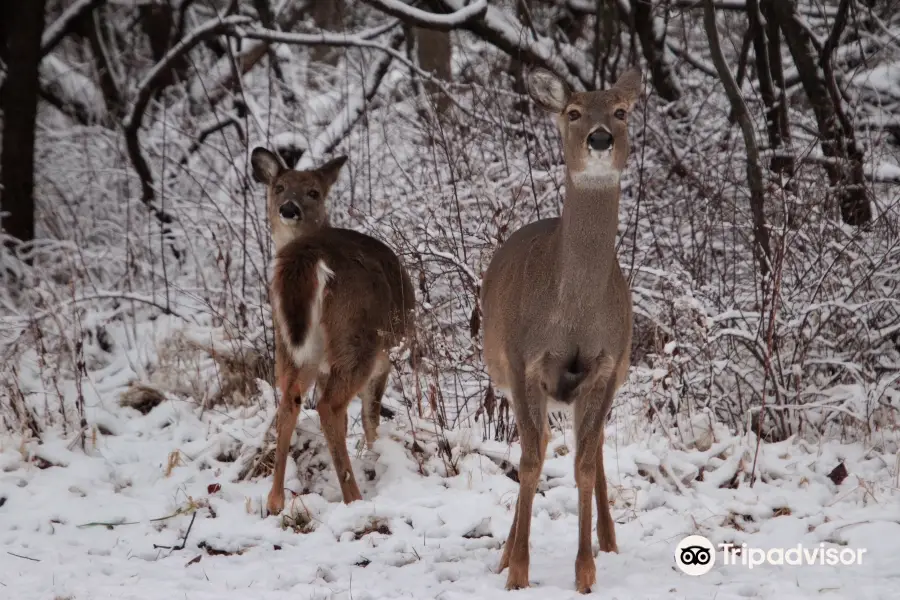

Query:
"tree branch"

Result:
[[40, 0, 105, 57], [427, 0, 587, 90], [123, 14, 253, 213], [360, 0, 487, 31], [297, 30, 405, 167]]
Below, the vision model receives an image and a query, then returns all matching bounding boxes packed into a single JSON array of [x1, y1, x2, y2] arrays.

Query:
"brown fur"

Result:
[[480, 67, 642, 593], [251, 147, 415, 514]]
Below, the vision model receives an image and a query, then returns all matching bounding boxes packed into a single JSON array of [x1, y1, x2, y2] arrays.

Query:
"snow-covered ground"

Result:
[[2, 328, 899, 599]]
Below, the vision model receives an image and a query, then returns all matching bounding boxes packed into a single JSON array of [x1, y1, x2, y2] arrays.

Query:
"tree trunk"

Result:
[[415, 28, 452, 114], [138, 2, 187, 89], [759, 0, 793, 176], [632, 0, 681, 103], [703, 0, 771, 278], [769, 0, 871, 225], [1, 0, 47, 246], [310, 0, 345, 66], [592, 0, 623, 89]]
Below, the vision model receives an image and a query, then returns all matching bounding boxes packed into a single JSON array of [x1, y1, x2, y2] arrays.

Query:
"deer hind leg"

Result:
[[595, 429, 618, 553], [316, 360, 376, 504], [359, 355, 390, 449], [502, 375, 547, 591], [267, 362, 316, 516]]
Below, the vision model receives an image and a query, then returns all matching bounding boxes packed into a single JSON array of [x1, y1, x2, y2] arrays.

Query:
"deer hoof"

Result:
[[266, 490, 285, 516], [505, 564, 530, 590]]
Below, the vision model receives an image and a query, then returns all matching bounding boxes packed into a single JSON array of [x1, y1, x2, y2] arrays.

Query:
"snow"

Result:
[[369, 0, 488, 29], [2, 361, 899, 599]]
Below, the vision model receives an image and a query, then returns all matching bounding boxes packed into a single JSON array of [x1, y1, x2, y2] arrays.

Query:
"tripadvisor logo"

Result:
[[675, 535, 868, 575], [675, 535, 716, 576]]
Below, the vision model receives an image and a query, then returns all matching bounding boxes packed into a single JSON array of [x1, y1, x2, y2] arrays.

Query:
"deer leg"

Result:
[[595, 429, 618, 553], [316, 368, 370, 504], [267, 363, 315, 516], [500, 420, 550, 575], [504, 377, 547, 590], [572, 394, 611, 594], [359, 357, 390, 449]]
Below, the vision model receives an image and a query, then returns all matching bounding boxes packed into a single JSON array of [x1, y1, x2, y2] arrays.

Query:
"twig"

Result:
[[76, 519, 140, 529], [153, 511, 198, 551], [7, 551, 40, 562]]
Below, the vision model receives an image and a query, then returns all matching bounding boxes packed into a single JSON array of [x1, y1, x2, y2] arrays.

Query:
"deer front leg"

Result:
[[499, 421, 550, 575], [504, 380, 547, 590], [573, 397, 611, 593]]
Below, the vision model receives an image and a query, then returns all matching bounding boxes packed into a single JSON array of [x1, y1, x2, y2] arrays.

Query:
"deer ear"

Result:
[[526, 68, 572, 113], [317, 155, 348, 187], [613, 67, 643, 108], [250, 147, 285, 185]]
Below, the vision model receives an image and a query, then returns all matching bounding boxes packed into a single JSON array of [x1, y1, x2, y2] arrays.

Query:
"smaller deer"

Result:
[[250, 147, 416, 514], [480, 67, 642, 593]]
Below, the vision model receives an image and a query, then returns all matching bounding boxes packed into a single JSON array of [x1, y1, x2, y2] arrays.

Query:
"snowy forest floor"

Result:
[[2, 319, 899, 600]]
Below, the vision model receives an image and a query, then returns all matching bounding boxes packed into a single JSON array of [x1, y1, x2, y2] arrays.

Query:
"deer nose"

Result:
[[587, 129, 613, 151], [278, 202, 302, 221]]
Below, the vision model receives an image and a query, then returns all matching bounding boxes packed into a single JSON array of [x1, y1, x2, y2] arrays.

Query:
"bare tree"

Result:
[[768, 0, 872, 225], [1, 0, 47, 246], [631, 0, 681, 103], [310, 0, 345, 66], [703, 0, 771, 278], [747, 0, 793, 176], [415, 28, 452, 114]]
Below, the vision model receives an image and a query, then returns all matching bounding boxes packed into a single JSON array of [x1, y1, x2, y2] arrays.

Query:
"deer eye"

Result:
[[614, 109, 627, 120], [567, 109, 581, 122], [307, 189, 320, 200], [274, 184, 285, 194]]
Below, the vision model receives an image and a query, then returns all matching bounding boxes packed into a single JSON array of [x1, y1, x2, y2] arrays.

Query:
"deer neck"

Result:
[[556, 173, 621, 291]]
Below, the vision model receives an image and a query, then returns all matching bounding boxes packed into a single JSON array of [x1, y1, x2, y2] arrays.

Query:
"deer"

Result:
[[250, 146, 416, 515], [479, 66, 642, 593]]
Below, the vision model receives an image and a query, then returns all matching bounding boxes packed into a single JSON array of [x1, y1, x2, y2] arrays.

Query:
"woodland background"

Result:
[[2, 0, 899, 450]]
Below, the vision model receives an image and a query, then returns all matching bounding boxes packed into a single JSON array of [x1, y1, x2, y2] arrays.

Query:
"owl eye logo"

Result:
[[674, 535, 716, 576], [680, 545, 712, 565]]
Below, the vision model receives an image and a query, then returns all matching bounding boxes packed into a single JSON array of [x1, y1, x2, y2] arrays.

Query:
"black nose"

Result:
[[587, 129, 613, 151], [278, 202, 301, 221]]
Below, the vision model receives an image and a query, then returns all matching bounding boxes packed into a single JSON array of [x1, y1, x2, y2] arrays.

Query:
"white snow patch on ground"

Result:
[[2, 387, 900, 599]]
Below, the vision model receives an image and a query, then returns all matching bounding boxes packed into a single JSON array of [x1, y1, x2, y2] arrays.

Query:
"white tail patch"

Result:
[[274, 259, 334, 372]]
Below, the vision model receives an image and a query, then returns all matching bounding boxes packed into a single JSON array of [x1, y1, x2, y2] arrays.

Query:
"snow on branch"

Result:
[[434, 0, 588, 90], [123, 14, 253, 219], [188, 17, 398, 106], [41, 0, 105, 57], [295, 31, 405, 169], [360, 0, 487, 31]]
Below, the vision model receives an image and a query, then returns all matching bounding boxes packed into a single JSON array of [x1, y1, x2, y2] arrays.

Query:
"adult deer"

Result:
[[250, 147, 415, 514], [480, 67, 642, 593]]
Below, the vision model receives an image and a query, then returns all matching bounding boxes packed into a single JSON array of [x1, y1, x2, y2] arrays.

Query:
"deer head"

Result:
[[526, 68, 642, 184], [250, 147, 348, 249]]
